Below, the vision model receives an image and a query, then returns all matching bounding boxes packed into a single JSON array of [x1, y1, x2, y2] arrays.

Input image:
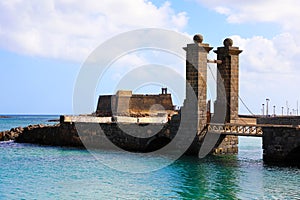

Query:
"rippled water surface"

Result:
[[0, 116, 299, 199]]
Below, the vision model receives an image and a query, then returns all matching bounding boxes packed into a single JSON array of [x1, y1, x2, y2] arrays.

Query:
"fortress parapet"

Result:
[[96, 89, 177, 117]]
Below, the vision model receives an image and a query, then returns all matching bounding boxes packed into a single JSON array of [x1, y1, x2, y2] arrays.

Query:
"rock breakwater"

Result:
[[0, 126, 24, 141]]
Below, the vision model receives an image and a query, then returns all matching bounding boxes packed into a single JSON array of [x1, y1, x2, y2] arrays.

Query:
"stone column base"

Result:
[[213, 135, 238, 154]]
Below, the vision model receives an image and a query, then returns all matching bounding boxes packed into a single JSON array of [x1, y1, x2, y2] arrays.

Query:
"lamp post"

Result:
[[282, 107, 284, 116], [297, 100, 299, 116], [262, 104, 265, 116], [273, 105, 276, 116], [266, 98, 270, 117]]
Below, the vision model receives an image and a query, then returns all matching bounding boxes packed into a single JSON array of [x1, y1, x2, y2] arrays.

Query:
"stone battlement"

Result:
[[96, 89, 176, 117]]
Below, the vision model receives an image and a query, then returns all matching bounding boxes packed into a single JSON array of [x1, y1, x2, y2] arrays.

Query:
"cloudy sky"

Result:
[[1, 0, 299, 115]]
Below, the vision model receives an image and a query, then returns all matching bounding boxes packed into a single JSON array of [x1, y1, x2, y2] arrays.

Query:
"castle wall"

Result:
[[129, 94, 174, 114], [96, 91, 175, 117], [96, 95, 115, 116]]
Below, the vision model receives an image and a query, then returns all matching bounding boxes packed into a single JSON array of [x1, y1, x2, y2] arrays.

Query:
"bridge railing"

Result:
[[207, 123, 263, 137]]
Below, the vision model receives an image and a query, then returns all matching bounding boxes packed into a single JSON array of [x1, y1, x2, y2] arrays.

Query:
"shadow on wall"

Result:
[[285, 146, 300, 167], [144, 137, 171, 152]]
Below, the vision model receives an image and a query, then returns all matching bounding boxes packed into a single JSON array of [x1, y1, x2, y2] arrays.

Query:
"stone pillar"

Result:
[[212, 38, 242, 155], [214, 38, 242, 123], [183, 34, 213, 132]]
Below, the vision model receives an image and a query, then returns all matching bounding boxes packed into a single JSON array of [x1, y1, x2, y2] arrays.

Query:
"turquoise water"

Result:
[[0, 115, 59, 131], [0, 116, 299, 199]]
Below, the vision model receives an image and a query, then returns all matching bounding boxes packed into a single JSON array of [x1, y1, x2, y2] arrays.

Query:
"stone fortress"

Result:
[[2, 34, 299, 166], [96, 88, 177, 122]]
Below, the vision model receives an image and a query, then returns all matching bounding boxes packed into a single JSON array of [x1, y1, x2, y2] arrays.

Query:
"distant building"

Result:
[[96, 88, 177, 117]]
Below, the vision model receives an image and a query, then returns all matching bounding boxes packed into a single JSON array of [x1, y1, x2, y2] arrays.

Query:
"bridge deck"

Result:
[[207, 123, 296, 137]]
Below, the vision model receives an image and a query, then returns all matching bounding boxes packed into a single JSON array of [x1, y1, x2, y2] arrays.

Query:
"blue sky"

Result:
[[1, 0, 299, 115]]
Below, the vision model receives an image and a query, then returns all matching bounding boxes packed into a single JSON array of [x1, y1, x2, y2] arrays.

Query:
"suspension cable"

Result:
[[207, 64, 256, 118]]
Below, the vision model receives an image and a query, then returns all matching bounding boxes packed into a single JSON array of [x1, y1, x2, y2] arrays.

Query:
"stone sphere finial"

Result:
[[193, 34, 203, 44], [223, 38, 233, 47]]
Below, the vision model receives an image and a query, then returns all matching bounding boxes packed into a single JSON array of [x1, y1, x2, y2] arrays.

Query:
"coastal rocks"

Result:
[[0, 126, 23, 141], [0, 131, 11, 141], [0, 116, 10, 118]]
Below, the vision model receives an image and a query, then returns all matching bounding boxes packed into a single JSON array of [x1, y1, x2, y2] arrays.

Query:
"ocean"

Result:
[[0, 115, 299, 199]]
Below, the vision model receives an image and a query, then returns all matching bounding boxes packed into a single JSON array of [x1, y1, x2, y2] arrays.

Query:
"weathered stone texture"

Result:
[[12, 121, 179, 152], [5, 116, 205, 155], [257, 116, 300, 126], [96, 91, 175, 117], [184, 39, 212, 132], [214, 43, 242, 123], [262, 126, 300, 165], [213, 135, 239, 154], [211, 39, 242, 154], [0, 126, 24, 141]]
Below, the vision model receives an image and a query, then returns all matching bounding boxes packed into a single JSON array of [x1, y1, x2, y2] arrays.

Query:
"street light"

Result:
[[266, 98, 270, 117], [281, 107, 284, 116], [273, 105, 276, 116], [262, 104, 265, 116], [297, 100, 299, 115]]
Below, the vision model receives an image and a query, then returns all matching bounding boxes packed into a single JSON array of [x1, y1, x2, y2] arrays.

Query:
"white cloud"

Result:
[[0, 0, 188, 61], [214, 6, 230, 15], [196, 0, 300, 54], [197, 0, 300, 30], [195, 0, 300, 75], [228, 34, 300, 114], [231, 34, 300, 74], [195, 0, 300, 114]]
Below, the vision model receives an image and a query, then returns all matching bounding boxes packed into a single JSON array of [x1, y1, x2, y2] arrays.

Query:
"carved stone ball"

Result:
[[193, 34, 203, 44], [223, 38, 233, 47]]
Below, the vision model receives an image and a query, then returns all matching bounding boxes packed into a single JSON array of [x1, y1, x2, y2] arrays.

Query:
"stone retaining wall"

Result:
[[262, 126, 300, 165], [12, 122, 175, 152], [1, 121, 238, 156], [257, 116, 300, 126]]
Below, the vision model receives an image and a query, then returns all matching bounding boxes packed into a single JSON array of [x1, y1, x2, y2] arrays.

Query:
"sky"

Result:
[[1, 0, 300, 115]]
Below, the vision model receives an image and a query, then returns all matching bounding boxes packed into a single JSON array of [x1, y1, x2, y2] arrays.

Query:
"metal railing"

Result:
[[207, 123, 263, 137]]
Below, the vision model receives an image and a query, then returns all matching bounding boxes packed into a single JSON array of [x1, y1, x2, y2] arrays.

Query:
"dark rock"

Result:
[[0, 132, 3, 140], [47, 119, 59, 122], [0, 116, 10, 118]]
